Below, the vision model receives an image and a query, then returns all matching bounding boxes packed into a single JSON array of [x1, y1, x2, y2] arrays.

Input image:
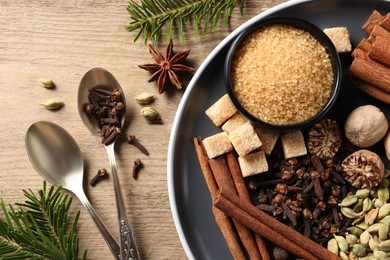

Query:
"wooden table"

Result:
[[0, 0, 285, 259]]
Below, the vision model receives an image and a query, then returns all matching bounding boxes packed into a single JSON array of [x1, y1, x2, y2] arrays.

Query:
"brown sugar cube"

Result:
[[238, 151, 268, 177], [222, 112, 248, 133], [253, 125, 280, 155], [323, 27, 352, 53], [280, 131, 307, 159], [228, 122, 262, 157], [205, 94, 237, 127], [202, 132, 233, 159]]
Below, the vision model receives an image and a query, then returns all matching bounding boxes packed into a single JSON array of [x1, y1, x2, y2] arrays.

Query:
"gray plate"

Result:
[[168, 0, 390, 259]]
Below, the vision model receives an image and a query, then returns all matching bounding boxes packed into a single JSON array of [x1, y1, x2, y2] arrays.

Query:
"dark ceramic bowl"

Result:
[[225, 16, 342, 132]]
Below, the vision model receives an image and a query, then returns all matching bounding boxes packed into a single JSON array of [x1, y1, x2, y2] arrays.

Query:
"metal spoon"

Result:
[[77, 67, 140, 260], [25, 121, 121, 259]]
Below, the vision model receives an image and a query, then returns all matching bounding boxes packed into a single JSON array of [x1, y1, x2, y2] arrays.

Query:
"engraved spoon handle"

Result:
[[77, 190, 121, 260], [106, 143, 141, 260]]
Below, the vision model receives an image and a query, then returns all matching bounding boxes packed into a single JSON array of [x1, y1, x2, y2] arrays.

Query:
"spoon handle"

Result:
[[106, 143, 141, 260], [77, 191, 121, 259]]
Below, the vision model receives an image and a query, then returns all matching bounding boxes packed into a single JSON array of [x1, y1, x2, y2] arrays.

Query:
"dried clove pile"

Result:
[[248, 146, 354, 247], [84, 86, 125, 145]]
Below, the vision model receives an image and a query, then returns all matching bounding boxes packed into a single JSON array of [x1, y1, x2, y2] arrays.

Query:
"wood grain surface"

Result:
[[0, 0, 285, 259]]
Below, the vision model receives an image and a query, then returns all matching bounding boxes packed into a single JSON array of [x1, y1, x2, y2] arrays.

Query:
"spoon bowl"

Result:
[[78, 67, 141, 260], [25, 121, 121, 259]]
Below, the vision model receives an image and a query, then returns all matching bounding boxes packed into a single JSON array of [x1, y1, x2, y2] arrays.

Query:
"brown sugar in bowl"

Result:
[[225, 17, 342, 131]]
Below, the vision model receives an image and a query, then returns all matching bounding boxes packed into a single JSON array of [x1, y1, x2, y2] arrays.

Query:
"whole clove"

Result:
[[250, 146, 353, 246], [132, 159, 143, 179], [90, 168, 108, 187], [127, 135, 149, 155], [84, 86, 125, 145]]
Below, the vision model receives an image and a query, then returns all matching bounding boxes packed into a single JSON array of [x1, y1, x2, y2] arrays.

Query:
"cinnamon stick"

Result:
[[351, 77, 390, 105], [368, 36, 390, 67], [362, 10, 383, 34], [214, 189, 340, 260], [351, 38, 371, 55], [209, 156, 262, 260], [379, 13, 390, 32], [226, 152, 271, 260], [368, 25, 390, 41], [349, 57, 390, 93], [193, 137, 246, 260]]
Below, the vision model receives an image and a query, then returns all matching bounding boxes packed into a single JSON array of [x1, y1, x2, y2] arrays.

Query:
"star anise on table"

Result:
[[138, 39, 195, 94]]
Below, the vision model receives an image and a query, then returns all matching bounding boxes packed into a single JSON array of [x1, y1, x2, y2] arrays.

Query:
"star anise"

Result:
[[138, 39, 195, 94]]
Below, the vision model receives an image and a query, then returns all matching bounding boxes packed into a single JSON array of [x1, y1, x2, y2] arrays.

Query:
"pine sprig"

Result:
[[126, 0, 244, 44], [0, 182, 87, 260]]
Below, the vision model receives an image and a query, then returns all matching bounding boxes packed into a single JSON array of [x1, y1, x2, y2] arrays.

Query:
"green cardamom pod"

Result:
[[365, 208, 379, 226], [375, 198, 384, 209], [348, 226, 364, 237], [360, 230, 370, 246], [339, 250, 349, 260], [334, 234, 349, 253], [378, 204, 390, 220], [379, 222, 389, 241], [353, 198, 364, 212], [356, 189, 371, 199], [38, 78, 55, 89], [40, 99, 64, 110], [378, 239, 390, 251], [380, 215, 390, 224], [356, 219, 368, 229], [373, 250, 388, 259], [135, 92, 155, 105], [341, 207, 362, 219], [363, 198, 373, 212], [141, 106, 161, 122], [346, 233, 358, 245], [369, 236, 379, 252], [339, 195, 358, 207], [348, 251, 358, 260], [352, 244, 367, 257], [378, 185, 390, 203], [327, 238, 339, 255], [368, 222, 383, 234]]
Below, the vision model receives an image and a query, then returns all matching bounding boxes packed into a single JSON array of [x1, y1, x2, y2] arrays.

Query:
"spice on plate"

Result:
[[231, 24, 334, 125]]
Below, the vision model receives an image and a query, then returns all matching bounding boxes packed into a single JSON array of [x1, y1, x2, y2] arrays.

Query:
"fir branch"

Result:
[[0, 182, 87, 260], [126, 0, 244, 44]]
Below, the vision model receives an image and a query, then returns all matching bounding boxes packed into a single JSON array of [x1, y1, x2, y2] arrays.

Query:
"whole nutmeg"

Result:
[[384, 132, 390, 160], [272, 246, 289, 260], [344, 105, 388, 147]]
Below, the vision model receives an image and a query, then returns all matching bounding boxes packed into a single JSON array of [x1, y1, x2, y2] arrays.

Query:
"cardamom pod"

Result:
[[341, 207, 362, 219], [339, 195, 358, 207], [373, 250, 388, 259], [339, 250, 349, 260], [327, 238, 339, 255], [378, 239, 390, 251], [356, 219, 368, 229], [348, 226, 364, 237], [375, 198, 384, 208], [352, 244, 367, 257], [368, 222, 383, 233], [380, 215, 390, 224], [356, 189, 371, 199], [348, 251, 359, 260], [353, 198, 364, 212], [365, 208, 379, 226], [369, 236, 379, 252], [346, 233, 358, 245], [141, 107, 161, 122], [363, 198, 373, 212], [378, 203, 390, 220], [40, 99, 64, 110], [38, 78, 55, 89], [334, 234, 349, 253], [378, 185, 390, 203], [135, 92, 155, 105], [379, 222, 389, 241], [360, 230, 370, 246]]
